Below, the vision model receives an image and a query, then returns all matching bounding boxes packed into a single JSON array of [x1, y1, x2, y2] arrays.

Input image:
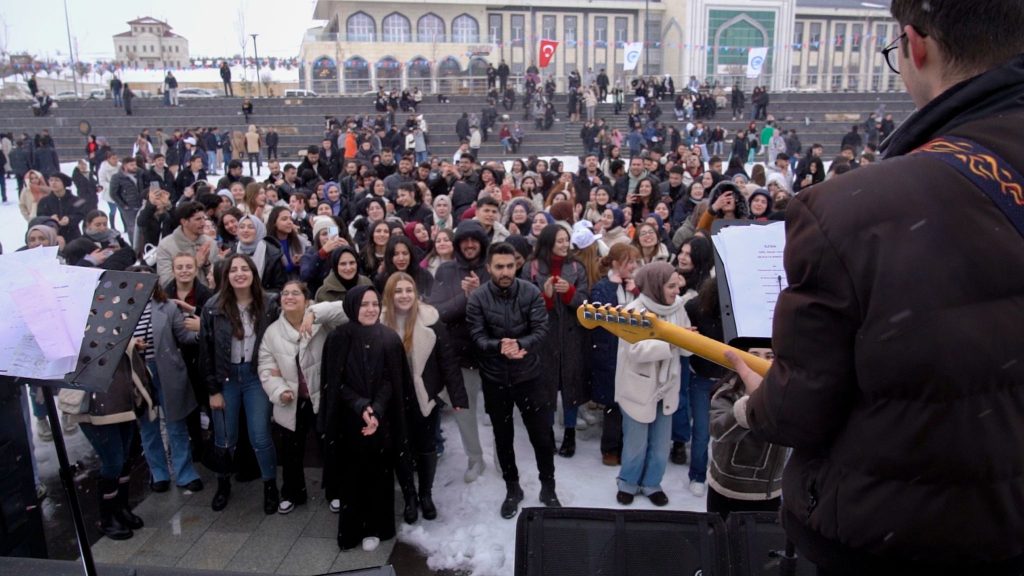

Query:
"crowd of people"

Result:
[[3, 65, 884, 558]]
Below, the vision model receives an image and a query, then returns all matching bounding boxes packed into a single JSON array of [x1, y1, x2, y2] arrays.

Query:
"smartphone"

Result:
[[328, 226, 339, 237]]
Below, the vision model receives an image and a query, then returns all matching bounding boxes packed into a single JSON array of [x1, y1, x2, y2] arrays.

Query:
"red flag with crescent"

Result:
[[539, 39, 559, 68]]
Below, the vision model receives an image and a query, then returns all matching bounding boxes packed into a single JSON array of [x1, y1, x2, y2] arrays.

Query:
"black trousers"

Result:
[[600, 403, 623, 455], [482, 378, 555, 483], [277, 397, 315, 502], [706, 483, 781, 520]]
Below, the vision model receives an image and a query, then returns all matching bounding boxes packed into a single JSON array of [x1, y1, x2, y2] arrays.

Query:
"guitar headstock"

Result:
[[577, 302, 658, 343]]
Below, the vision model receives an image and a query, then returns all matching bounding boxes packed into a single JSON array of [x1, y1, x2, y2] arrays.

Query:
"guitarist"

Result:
[[727, 1, 1024, 573]]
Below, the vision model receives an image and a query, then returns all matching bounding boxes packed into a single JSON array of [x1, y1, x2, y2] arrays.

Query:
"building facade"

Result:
[[113, 17, 190, 70], [299, 0, 894, 95]]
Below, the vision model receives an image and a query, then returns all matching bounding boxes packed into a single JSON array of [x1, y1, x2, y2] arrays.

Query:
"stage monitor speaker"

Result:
[[0, 383, 46, 558], [316, 565, 397, 575], [515, 507, 729, 576], [727, 512, 815, 576]]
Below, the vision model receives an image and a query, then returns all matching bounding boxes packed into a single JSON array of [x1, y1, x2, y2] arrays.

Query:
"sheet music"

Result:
[[712, 222, 788, 339], [0, 249, 102, 380]]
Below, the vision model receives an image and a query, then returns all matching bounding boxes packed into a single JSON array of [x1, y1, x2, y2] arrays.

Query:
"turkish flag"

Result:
[[539, 39, 559, 68]]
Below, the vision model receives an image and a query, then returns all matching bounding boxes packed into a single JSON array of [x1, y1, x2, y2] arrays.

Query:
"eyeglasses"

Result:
[[880, 33, 906, 75]]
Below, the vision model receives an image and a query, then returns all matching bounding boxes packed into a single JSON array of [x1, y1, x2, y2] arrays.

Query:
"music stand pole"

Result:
[[41, 386, 98, 576]]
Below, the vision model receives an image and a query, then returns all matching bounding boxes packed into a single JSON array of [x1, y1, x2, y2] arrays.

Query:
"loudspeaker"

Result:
[[0, 383, 46, 558], [515, 507, 730, 576], [727, 512, 814, 576]]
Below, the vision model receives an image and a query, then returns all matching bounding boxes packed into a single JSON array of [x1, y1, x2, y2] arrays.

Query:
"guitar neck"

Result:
[[649, 321, 772, 377], [577, 303, 772, 377]]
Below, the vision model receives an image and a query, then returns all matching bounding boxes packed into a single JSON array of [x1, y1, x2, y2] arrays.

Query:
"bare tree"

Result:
[[235, 3, 249, 82]]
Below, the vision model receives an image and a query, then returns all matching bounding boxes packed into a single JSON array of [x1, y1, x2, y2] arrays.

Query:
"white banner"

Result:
[[623, 42, 644, 72], [746, 47, 769, 78]]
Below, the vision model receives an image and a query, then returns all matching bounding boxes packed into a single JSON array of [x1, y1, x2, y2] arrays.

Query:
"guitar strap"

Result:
[[911, 136, 1024, 240]]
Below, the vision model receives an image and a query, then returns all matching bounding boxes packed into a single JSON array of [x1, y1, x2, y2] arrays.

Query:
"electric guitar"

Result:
[[576, 302, 773, 377]]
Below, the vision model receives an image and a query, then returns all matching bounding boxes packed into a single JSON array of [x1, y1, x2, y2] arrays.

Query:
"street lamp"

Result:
[[63, 0, 78, 96], [644, 0, 650, 74], [250, 33, 261, 97]]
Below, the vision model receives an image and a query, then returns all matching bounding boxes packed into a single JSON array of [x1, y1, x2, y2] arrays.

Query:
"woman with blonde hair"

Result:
[[241, 182, 267, 220], [19, 169, 49, 221], [381, 272, 467, 523]]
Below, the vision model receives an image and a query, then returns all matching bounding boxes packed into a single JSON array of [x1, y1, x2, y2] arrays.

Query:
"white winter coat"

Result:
[[258, 301, 347, 431], [614, 294, 693, 423]]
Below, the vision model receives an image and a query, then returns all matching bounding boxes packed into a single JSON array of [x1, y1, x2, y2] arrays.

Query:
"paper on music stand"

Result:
[[0, 249, 103, 380], [712, 222, 788, 338]]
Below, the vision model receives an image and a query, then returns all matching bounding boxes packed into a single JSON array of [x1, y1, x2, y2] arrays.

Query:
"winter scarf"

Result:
[[236, 215, 268, 277]]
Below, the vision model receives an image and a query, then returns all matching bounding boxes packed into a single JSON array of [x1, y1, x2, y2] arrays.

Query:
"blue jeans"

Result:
[[137, 360, 200, 486], [80, 421, 136, 480], [107, 202, 119, 231], [213, 362, 277, 481], [206, 151, 217, 173], [416, 151, 428, 164], [618, 401, 672, 495], [687, 375, 715, 483], [672, 357, 693, 443], [113, 91, 123, 107]]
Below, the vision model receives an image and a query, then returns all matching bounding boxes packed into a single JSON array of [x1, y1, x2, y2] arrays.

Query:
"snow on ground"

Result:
[[3, 63, 299, 90], [405, 405, 707, 576]]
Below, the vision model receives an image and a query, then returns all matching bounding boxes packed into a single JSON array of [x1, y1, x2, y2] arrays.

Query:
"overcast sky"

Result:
[[1, 0, 324, 60]]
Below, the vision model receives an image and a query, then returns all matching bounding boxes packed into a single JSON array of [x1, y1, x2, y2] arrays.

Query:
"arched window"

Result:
[[382, 13, 411, 43], [347, 12, 376, 42], [376, 56, 402, 90], [417, 13, 445, 43], [344, 56, 370, 94], [452, 14, 479, 43]]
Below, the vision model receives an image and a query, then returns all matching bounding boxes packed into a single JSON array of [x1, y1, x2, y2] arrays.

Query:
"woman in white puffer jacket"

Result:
[[258, 279, 346, 514], [613, 261, 693, 508]]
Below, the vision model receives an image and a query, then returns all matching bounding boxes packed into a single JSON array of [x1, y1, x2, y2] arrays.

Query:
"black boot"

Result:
[[558, 428, 576, 458], [211, 477, 231, 511], [98, 478, 133, 540], [397, 455, 419, 524], [417, 453, 438, 520], [500, 481, 524, 519], [670, 441, 688, 465], [539, 479, 561, 507], [263, 480, 280, 515], [114, 475, 144, 529]]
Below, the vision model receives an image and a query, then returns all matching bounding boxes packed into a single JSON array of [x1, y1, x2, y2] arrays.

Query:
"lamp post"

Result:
[[63, 0, 78, 96], [644, 0, 650, 74], [250, 33, 261, 97]]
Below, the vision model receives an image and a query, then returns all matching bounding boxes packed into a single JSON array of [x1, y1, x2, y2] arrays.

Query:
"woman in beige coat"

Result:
[[258, 279, 347, 514], [245, 125, 263, 176]]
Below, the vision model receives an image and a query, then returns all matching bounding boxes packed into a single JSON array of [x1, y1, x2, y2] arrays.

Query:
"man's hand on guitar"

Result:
[[725, 350, 763, 396]]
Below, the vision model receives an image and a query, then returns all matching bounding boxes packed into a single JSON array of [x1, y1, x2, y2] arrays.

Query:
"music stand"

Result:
[[38, 271, 156, 576], [711, 220, 775, 351]]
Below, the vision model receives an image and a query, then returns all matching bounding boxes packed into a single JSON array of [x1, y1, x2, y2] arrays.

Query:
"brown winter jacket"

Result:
[[746, 55, 1024, 573]]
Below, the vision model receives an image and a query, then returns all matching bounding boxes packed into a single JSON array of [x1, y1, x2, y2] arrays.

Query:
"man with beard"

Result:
[[467, 242, 560, 518]]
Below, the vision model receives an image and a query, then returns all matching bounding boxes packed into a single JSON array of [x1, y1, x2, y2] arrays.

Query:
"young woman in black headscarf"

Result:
[[319, 285, 412, 551]]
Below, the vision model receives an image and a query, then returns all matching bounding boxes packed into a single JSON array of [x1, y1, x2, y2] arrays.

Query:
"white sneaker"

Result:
[[689, 481, 706, 497], [278, 500, 294, 514], [61, 413, 78, 434], [463, 459, 486, 483], [361, 536, 380, 552], [330, 499, 340, 513]]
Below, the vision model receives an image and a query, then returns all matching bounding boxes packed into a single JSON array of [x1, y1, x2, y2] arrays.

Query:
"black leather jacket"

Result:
[[199, 293, 279, 395], [466, 278, 548, 385]]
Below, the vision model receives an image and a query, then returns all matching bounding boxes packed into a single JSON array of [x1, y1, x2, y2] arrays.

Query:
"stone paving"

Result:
[[91, 466, 398, 574]]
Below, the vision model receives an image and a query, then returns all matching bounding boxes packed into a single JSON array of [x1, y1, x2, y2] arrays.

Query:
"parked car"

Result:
[[284, 89, 318, 98], [53, 91, 83, 101], [178, 88, 219, 98], [88, 88, 108, 100]]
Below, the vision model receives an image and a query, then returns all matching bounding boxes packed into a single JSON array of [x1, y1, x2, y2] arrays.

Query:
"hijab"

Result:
[[342, 284, 377, 325], [634, 262, 678, 307], [236, 214, 268, 276], [322, 181, 342, 216], [26, 224, 58, 247], [328, 245, 363, 290]]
